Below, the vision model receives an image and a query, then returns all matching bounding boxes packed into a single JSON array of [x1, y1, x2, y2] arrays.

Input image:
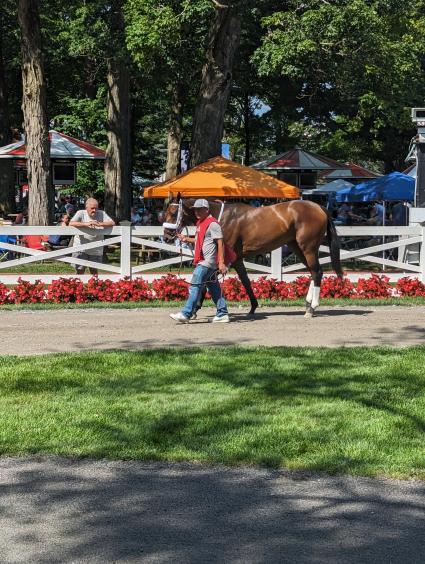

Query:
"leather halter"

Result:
[[164, 199, 225, 232]]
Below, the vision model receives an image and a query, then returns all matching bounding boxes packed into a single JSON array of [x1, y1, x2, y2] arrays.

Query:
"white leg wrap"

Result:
[[311, 286, 321, 309], [306, 281, 315, 303]]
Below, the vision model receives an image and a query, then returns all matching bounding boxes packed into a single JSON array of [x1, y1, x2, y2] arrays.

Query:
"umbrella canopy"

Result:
[[144, 156, 300, 199], [252, 147, 348, 171], [315, 179, 354, 193], [335, 172, 415, 202], [0, 130, 105, 160]]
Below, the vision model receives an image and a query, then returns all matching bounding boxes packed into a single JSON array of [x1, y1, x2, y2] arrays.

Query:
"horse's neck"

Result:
[[207, 201, 228, 220]]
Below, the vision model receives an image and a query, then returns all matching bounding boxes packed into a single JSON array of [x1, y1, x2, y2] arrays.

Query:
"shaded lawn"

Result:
[[1, 347, 425, 479]]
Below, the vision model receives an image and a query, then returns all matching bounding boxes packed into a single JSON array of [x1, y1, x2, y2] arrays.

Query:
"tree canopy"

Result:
[[0, 0, 424, 215]]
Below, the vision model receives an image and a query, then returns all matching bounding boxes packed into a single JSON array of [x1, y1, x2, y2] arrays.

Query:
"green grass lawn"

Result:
[[0, 297, 424, 310], [1, 346, 425, 479]]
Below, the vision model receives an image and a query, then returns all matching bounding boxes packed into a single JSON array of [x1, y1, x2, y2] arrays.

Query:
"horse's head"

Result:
[[162, 193, 195, 242]]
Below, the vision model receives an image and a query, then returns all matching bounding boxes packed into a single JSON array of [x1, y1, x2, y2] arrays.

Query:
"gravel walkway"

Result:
[[1, 305, 425, 355]]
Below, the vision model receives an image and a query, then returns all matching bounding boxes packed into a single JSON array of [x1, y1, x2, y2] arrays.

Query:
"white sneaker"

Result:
[[170, 312, 190, 323], [211, 314, 230, 323]]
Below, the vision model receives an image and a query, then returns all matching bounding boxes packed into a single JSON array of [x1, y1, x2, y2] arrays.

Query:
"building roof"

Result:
[[0, 130, 105, 160], [252, 147, 348, 171], [322, 162, 381, 180]]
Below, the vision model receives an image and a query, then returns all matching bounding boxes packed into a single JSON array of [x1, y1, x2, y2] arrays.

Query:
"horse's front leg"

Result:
[[233, 258, 258, 315]]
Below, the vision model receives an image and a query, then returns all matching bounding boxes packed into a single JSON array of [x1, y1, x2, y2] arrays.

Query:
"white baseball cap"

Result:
[[191, 198, 209, 209]]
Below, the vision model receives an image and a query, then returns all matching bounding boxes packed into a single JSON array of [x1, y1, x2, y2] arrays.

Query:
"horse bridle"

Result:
[[163, 198, 225, 238]]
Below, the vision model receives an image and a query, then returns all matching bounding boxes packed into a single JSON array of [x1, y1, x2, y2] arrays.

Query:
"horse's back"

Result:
[[221, 200, 329, 254]]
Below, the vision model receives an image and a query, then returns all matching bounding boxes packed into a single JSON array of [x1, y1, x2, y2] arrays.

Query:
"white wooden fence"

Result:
[[0, 224, 423, 284]]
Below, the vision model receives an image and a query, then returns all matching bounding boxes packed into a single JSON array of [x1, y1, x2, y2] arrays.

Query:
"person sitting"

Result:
[[0, 234, 17, 261], [47, 214, 72, 248], [335, 203, 355, 225], [141, 210, 152, 226], [21, 235, 49, 250], [13, 209, 27, 225], [131, 207, 142, 225]]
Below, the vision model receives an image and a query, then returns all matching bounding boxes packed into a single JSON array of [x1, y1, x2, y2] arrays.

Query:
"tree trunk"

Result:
[[0, 28, 15, 216], [189, 4, 242, 167], [104, 57, 131, 221], [18, 0, 53, 226], [165, 84, 184, 180]]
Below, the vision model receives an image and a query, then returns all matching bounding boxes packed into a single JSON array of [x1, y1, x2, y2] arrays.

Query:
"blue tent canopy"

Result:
[[335, 172, 415, 203]]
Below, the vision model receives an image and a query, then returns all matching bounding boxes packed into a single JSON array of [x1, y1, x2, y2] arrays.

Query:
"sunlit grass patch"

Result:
[[0, 347, 424, 478]]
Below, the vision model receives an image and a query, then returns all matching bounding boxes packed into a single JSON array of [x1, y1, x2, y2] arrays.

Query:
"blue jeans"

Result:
[[182, 264, 228, 319]]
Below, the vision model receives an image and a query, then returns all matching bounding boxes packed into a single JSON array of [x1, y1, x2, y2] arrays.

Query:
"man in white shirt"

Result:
[[70, 198, 115, 274]]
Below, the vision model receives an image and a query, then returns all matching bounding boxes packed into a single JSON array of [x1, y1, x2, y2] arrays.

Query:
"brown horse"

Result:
[[163, 196, 343, 317]]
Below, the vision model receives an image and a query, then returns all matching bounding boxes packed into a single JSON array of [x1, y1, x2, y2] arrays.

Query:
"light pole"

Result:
[[411, 108, 425, 211]]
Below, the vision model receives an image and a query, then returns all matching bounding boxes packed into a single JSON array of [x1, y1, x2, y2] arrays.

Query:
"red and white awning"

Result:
[[0, 130, 105, 160]]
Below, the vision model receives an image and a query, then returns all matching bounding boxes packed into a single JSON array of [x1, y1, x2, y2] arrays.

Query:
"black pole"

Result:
[[415, 142, 425, 208]]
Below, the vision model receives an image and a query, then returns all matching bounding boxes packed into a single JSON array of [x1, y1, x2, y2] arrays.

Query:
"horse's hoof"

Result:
[[304, 308, 315, 318]]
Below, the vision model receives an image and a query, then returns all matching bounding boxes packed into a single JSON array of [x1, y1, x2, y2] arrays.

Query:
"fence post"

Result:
[[271, 247, 282, 281], [420, 225, 425, 283], [120, 224, 132, 279]]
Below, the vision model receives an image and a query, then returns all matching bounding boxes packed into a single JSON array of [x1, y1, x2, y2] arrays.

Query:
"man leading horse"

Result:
[[169, 198, 230, 323], [163, 196, 343, 318]]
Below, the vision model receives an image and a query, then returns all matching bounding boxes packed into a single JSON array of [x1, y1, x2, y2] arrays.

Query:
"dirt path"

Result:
[[2, 457, 425, 563], [2, 305, 425, 355]]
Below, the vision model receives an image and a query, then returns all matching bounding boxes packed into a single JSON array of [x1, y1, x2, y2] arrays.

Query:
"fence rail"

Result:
[[0, 224, 423, 284]]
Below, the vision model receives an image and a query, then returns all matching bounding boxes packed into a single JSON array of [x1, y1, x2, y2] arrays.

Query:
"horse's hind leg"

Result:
[[233, 258, 258, 315], [303, 249, 323, 318], [289, 241, 322, 318]]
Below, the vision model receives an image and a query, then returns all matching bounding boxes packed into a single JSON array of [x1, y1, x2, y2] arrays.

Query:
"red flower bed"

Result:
[[152, 274, 189, 301], [221, 277, 248, 300], [355, 274, 392, 298], [320, 276, 355, 298], [396, 277, 425, 297], [47, 277, 88, 303], [0, 282, 9, 305], [9, 278, 46, 304], [1, 274, 425, 304]]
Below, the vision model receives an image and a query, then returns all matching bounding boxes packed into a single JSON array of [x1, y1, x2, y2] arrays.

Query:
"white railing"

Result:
[[0, 224, 423, 283]]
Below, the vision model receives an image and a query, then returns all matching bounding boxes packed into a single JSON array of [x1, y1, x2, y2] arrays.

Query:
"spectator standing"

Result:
[[69, 198, 114, 274], [391, 201, 409, 226], [373, 201, 385, 225]]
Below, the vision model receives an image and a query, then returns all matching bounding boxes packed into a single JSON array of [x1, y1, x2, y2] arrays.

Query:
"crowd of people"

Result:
[[331, 201, 411, 227]]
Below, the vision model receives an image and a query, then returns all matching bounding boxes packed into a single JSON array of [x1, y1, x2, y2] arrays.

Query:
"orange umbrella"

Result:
[[144, 156, 300, 199]]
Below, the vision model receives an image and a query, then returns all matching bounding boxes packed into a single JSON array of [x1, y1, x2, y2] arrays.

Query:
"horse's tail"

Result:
[[326, 212, 343, 278]]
